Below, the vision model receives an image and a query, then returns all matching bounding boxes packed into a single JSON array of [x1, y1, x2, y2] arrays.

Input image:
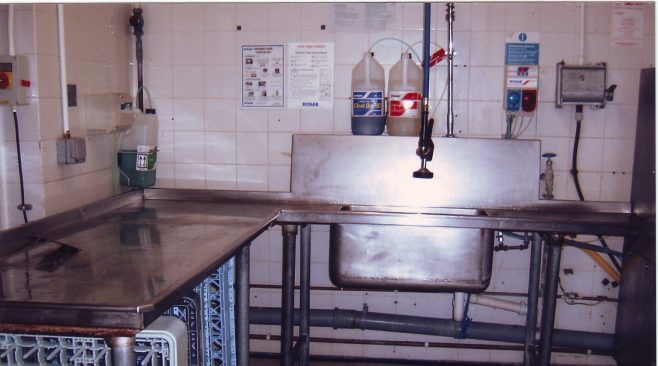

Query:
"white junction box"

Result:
[[0, 55, 30, 106]]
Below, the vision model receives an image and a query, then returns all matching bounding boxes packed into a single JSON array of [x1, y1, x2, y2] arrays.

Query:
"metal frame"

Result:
[[0, 188, 652, 365]]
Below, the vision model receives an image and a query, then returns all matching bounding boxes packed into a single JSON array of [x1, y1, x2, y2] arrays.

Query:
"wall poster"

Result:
[[241, 45, 285, 108]]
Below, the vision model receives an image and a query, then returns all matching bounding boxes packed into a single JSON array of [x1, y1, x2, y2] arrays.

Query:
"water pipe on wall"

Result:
[[57, 4, 70, 136], [8, 4, 15, 56]]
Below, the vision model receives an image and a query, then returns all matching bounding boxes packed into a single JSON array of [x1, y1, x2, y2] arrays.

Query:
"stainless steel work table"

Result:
[[0, 188, 652, 366]]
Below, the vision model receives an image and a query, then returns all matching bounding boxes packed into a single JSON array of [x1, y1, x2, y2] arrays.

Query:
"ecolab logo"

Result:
[[303, 102, 319, 107]]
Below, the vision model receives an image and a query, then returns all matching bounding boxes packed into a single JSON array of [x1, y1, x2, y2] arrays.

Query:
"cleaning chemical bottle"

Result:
[[118, 109, 158, 188], [351, 52, 385, 135], [387, 52, 423, 136]]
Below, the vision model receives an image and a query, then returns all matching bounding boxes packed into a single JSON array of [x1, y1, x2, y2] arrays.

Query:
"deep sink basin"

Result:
[[330, 206, 494, 292]]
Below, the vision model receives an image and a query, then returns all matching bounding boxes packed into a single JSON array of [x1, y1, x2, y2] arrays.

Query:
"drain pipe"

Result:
[[471, 294, 527, 315], [250, 307, 615, 353], [453, 292, 465, 321]]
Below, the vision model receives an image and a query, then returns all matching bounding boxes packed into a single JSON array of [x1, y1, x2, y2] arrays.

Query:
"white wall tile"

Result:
[[205, 164, 236, 190], [268, 4, 302, 31], [157, 130, 174, 163], [469, 32, 506, 67], [471, 3, 507, 32], [204, 65, 238, 99], [602, 138, 635, 173], [577, 138, 604, 172], [301, 109, 334, 133], [143, 33, 172, 66], [174, 163, 205, 189], [205, 98, 237, 131], [205, 131, 236, 165], [468, 67, 503, 101], [237, 108, 268, 132], [237, 132, 268, 165], [334, 32, 369, 65], [505, 3, 540, 32], [236, 4, 269, 32], [144, 66, 172, 99], [608, 68, 641, 105], [540, 3, 579, 33], [203, 3, 236, 32], [302, 3, 332, 32], [585, 2, 612, 34], [268, 165, 291, 192], [333, 99, 352, 134], [268, 109, 300, 132], [173, 131, 204, 164], [173, 65, 204, 99], [173, 98, 204, 131], [267, 132, 292, 165], [237, 164, 268, 191], [171, 4, 203, 32], [204, 32, 236, 65], [467, 101, 504, 137]]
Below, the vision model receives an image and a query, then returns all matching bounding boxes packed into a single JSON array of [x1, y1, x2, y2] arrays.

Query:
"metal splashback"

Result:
[[291, 135, 541, 208]]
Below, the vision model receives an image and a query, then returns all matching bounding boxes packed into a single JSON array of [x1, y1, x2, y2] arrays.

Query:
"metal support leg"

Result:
[[523, 233, 543, 366], [106, 336, 136, 366], [281, 225, 298, 366], [299, 224, 311, 366], [538, 233, 564, 366], [236, 244, 251, 366]]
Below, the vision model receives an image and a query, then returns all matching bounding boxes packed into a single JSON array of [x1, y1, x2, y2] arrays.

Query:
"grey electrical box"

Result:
[[556, 61, 611, 108], [57, 137, 86, 164], [0, 55, 30, 106]]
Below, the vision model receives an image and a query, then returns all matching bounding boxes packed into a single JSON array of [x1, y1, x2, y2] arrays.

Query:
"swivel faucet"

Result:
[[413, 3, 435, 179]]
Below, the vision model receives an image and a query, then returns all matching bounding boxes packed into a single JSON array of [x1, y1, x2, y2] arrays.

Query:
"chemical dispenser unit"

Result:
[[503, 32, 539, 139]]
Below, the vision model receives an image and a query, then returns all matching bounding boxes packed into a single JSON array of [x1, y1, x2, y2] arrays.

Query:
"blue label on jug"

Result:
[[352, 91, 383, 116]]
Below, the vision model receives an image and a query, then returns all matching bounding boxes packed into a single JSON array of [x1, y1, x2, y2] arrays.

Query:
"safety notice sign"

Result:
[[287, 43, 334, 109], [242, 45, 285, 108]]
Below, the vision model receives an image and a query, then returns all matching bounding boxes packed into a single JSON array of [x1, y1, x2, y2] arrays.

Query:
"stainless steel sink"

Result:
[[330, 206, 494, 292]]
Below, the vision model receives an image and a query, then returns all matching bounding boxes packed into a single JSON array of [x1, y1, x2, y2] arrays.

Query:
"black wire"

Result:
[[12, 109, 28, 224], [570, 107, 622, 272]]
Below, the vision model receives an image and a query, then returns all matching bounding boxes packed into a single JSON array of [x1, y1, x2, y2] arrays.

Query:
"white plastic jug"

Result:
[[387, 53, 423, 136], [351, 52, 386, 135]]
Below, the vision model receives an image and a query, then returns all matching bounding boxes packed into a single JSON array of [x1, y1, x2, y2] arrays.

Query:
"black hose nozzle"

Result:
[[129, 8, 144, 37]]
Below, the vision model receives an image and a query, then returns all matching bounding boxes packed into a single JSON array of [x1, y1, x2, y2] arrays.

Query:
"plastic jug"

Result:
[[387, 53, 423, 136], [118, 110, 158, 188], [351, 52, 386, 135]]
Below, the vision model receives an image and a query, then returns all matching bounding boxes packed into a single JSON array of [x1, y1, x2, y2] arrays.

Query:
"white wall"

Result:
[[0, 2, 654, 364], [0, 4, 132, 228]]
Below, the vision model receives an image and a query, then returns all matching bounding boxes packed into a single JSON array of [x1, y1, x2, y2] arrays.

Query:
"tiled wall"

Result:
[[0, 4, 132, 228], [0, 2, 654, 364]]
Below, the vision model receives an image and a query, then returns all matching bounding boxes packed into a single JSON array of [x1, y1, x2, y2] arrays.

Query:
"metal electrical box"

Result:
[[0, 55, 30, 106], [556, 61, 610, 108]]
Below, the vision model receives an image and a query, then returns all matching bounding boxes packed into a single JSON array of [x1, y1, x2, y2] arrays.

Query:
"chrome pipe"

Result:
[[106, 337, 136, 366], [446, 2, 455, 137]]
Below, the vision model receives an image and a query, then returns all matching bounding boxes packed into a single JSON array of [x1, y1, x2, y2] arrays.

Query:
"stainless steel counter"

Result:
[[0, 188, 651, 335]]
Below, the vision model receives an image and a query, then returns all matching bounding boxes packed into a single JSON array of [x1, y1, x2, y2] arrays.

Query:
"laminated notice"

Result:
[[388, 91, 421, 118], [352, 91, 383, 116]]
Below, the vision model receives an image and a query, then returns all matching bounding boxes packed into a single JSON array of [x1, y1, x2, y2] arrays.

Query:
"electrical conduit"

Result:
[[57, 4, 70, 136]]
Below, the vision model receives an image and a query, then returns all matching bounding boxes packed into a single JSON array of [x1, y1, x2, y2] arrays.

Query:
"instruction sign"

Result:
[[287, 43, 334, 109], [505, 32, 540, 65], [241, 45, 285, 108], [611, 2, 645, 48]]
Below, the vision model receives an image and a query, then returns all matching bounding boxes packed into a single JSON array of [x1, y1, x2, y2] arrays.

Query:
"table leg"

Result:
[[299, 224, 311, 366], [281, 225, 298, 366], [523, 232, 543, 366], [106, 336, 136, 366], [538, 233, 564, 366], [236, 244, 251, 366]]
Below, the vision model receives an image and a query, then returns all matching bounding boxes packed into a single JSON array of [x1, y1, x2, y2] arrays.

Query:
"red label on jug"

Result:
[[388, 92, 421, 118]]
